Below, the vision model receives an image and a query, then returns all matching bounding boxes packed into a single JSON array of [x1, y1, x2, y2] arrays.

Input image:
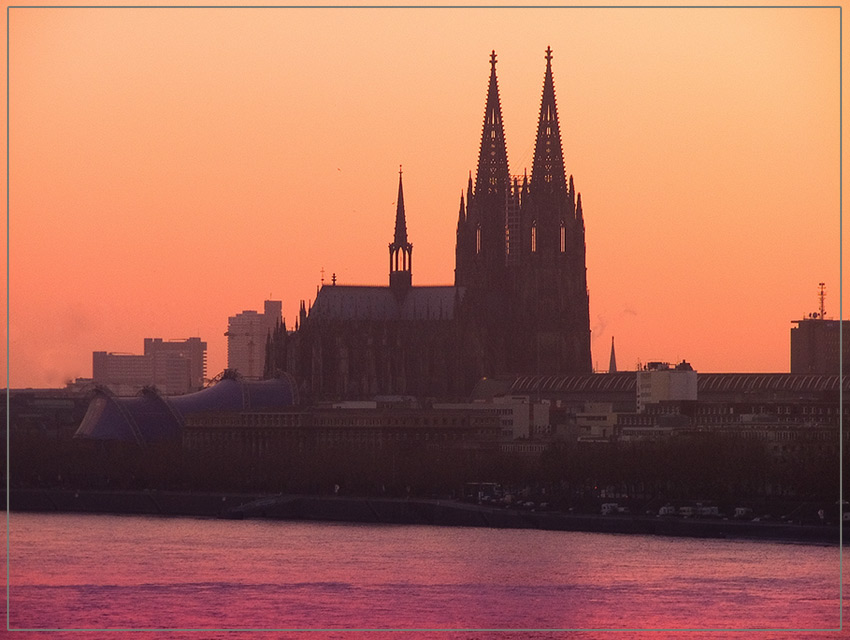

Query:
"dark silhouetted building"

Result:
[[454, 47, 591, 377], [791, 318, 848, 375], [269, 49, 592, 400]]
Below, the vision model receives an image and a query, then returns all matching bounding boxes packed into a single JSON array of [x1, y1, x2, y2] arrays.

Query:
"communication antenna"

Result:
[[818, 282, 826, 319]]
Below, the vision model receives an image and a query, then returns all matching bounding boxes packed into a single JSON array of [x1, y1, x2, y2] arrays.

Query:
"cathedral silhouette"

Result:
[[266, 49, 592, 400]]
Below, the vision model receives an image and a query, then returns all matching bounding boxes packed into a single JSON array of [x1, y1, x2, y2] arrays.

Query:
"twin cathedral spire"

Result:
[[388, 48, 583, 290], [455, 47, 592, 375], [389, 48, 586, 293], [454, 47, 586, 291], [386, 49, 591, 379]]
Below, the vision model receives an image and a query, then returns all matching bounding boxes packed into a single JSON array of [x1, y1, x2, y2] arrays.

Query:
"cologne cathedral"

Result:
[[266, 48, 592, 400]]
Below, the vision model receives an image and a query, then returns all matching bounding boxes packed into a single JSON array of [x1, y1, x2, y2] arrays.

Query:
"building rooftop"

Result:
[[309, 285, 464, 322], [473, 372, 849, 400]]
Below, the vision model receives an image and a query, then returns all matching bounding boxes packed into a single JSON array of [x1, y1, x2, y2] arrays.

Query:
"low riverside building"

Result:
[[433, 396, 550, 440], [473, 371, 848, 453], [7, 387, 93, 440], [680, 420, 836, 464], [574, 402, 618, 442], [182, 407, 501, 457], [636, 361, 697, 413]]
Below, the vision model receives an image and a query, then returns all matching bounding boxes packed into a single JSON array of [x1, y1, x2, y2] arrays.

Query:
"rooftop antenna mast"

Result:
[[818, 282, 826, 319]]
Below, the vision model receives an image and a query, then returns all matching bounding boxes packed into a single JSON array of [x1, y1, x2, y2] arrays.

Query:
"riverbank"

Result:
[[6, 488, 839, 544]]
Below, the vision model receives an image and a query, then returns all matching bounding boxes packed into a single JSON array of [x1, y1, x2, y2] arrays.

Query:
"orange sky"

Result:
[[2, 2, 844, 388]]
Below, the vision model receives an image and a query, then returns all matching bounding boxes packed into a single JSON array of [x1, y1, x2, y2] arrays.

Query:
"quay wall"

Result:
[[5, 489, 838, 544]]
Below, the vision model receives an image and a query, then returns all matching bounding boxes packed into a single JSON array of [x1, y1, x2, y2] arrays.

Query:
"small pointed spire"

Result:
[[609, 336, 617, 374], [394, 165, 408, 245], [467, 170, 473, 204], [389, 167, 413, 293], [576, 192, 583, 221], [458, 191, 466, 226]]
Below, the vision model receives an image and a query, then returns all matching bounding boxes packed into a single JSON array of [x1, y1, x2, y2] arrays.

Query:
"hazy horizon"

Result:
[[4, 3, 843, 388]]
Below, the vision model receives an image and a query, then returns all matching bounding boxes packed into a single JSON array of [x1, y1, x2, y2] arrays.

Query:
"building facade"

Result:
[[636, 361, 698, 413], [270, 49, 592, 401], [227, 300, 282, 379], [475, 370, 847, 455], [182, 406, 501, 458], [791, 318, 848, 375], [144, 337, 207, 390], [92, 336, 207, 396]]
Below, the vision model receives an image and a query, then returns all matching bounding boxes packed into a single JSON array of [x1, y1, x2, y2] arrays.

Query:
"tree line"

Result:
[[8, 430, 840, 511]]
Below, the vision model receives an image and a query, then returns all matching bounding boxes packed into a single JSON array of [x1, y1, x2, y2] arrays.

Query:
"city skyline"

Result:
[[4, 4, 843, 388]]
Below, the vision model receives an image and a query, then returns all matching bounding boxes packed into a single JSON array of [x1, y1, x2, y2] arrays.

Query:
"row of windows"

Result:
[[184, 427, 500, 448], [190, 414, 498, 430], [696, 405, 845, 416], [475, 224, 569, 255]]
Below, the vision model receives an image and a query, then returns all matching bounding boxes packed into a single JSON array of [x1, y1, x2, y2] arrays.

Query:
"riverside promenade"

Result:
[[6, 489, 839, 545]]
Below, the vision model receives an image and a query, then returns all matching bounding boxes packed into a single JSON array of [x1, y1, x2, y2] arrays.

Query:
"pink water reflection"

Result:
[[3, 513, 843, 638]]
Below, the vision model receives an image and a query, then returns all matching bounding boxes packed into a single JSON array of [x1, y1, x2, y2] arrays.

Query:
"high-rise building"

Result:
[[790, 285, 847, 375], [144, 337, 207, 390], [791, 318, 848, 374], [92, 352, 154, 395], [226, 300, 282, 379]]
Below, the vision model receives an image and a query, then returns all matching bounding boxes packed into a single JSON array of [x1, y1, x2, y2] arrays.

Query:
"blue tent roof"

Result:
[[75, 376, 297, 444]]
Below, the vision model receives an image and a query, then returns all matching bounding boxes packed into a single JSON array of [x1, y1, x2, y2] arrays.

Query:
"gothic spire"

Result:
[[530, 47, 567, 197], [389, 167, 413, 293], [475, 50, 510, 197], [609, 336, 617, 373], [393, 166, 408, 245]]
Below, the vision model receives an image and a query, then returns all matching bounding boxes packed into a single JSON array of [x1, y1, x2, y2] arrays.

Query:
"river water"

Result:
[[4, 513, 843, 638]]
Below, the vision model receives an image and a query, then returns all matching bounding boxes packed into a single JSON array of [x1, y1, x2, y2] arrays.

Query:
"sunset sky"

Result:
[[3, 2, 844, 388]]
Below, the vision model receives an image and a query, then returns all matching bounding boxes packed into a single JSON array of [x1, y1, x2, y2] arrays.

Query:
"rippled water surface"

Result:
[[4, 512, 843, 638]]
